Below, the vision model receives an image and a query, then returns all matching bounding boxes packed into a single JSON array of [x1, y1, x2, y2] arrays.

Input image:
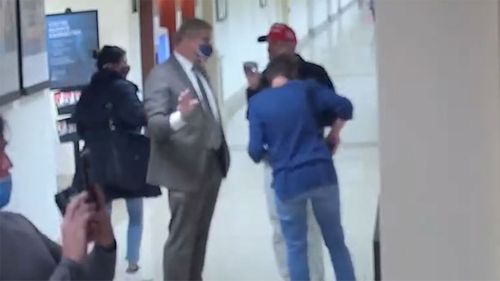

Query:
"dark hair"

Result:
[[265, 54, 298, 82], [175, 18, 212, 44], [95, 45, 126, 70]]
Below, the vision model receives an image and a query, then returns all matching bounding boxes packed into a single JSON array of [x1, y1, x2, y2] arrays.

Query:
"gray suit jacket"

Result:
[[144, 56, 230, 191]]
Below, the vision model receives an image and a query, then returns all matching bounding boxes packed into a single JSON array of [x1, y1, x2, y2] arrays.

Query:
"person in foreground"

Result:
[[0, 117, 116, 280], [247, 56, 356, 281], [0, 117, 116, 281], [144, 18, 230, 281]]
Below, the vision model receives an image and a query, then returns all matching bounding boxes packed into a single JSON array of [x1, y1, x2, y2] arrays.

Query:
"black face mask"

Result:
[[198, 43, 214, 60], [120, 65, 130, 78]]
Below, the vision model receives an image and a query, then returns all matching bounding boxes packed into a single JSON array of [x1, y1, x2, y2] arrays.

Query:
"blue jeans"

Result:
[[275, 186, 355, 281], [108, 198, 144, 264]]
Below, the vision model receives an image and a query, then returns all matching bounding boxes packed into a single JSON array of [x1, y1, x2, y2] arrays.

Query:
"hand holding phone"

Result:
[[81, 151, 97, 203], [60, 185, 114, 263], [60, 192, 95, 263], [243, 61, 259, 74], [86, 184, 115, 248], [243, 61, 261, 90]]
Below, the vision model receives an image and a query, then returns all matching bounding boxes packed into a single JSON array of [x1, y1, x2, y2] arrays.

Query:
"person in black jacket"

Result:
[[246, 24, 335, 101], [73, 45, 160, 275], [245, 23, 339, 281]]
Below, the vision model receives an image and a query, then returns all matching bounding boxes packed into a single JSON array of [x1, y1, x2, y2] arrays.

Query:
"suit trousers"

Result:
[[163, 157, 222, 281]]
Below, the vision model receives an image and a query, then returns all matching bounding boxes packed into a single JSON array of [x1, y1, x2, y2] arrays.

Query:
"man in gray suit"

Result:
[[144, 18, 230, 281]]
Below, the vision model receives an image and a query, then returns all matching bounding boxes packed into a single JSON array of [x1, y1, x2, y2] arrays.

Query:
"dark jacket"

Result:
[[75, 70, 146, 137], [246, 54, 337, 124], [248, 80, 353, 201], [246, 54, 335, 101], [0, 212, 116, 280], [73, 70, 161, 200]]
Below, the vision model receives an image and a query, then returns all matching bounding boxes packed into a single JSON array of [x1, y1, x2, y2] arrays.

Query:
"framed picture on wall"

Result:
[[216, 0, 228, 22], [0, 0, 21, 105], [259, 0, 268, 8], [18, 0, 50, 94]]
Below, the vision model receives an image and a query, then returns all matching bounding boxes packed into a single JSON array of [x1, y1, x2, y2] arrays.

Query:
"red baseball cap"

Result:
[[257, 23, 297, 44]]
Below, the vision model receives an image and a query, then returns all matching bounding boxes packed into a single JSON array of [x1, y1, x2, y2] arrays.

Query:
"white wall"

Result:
[[341, 0, 353, 9], [289, 0, 309, 39], [330, 0, 340, 15], [2, 92, 61, 239], [312, 0, 329, 28], [214, 0, 281, 99], [377, 0, 500, 279]]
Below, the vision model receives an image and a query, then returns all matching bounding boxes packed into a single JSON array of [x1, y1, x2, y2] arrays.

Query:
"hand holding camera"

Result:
[[61, 185, 114, 264], [87, 185, 114, 248]]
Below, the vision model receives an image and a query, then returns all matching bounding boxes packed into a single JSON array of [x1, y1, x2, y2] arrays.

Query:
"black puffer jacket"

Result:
[[73, 69, 161, 200], [75, 69, 145, 136]]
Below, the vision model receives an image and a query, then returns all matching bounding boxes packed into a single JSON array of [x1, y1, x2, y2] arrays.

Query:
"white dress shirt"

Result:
[[169, 52, 220, 131]]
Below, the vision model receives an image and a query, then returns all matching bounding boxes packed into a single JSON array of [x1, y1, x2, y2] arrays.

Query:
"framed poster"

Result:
[[18, 0, 50, 94], [46, 10, 99, 91], [0, 0, 21, 105], [216, 0, 228, 22]]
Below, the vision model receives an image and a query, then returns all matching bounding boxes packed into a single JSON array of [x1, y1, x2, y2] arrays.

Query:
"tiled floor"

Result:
[[112, 6, 379, 281]]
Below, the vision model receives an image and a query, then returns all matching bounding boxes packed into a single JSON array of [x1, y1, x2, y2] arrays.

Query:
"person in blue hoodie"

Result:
[[247, 55, 356, 281]]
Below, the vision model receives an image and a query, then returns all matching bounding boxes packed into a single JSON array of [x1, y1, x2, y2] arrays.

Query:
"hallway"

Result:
[[112, 6, 379, 281]]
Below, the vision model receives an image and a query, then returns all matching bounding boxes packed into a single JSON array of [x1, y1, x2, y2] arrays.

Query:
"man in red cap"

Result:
[[246, 23, 338, 281], [247, 23, 335, 99]]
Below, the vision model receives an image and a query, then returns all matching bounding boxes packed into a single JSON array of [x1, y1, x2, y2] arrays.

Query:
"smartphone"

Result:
[[55, 184, 81, 215], [55, 151, 95, 214], [81, 151, 98, 203], [243, 61, 259, 75]]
